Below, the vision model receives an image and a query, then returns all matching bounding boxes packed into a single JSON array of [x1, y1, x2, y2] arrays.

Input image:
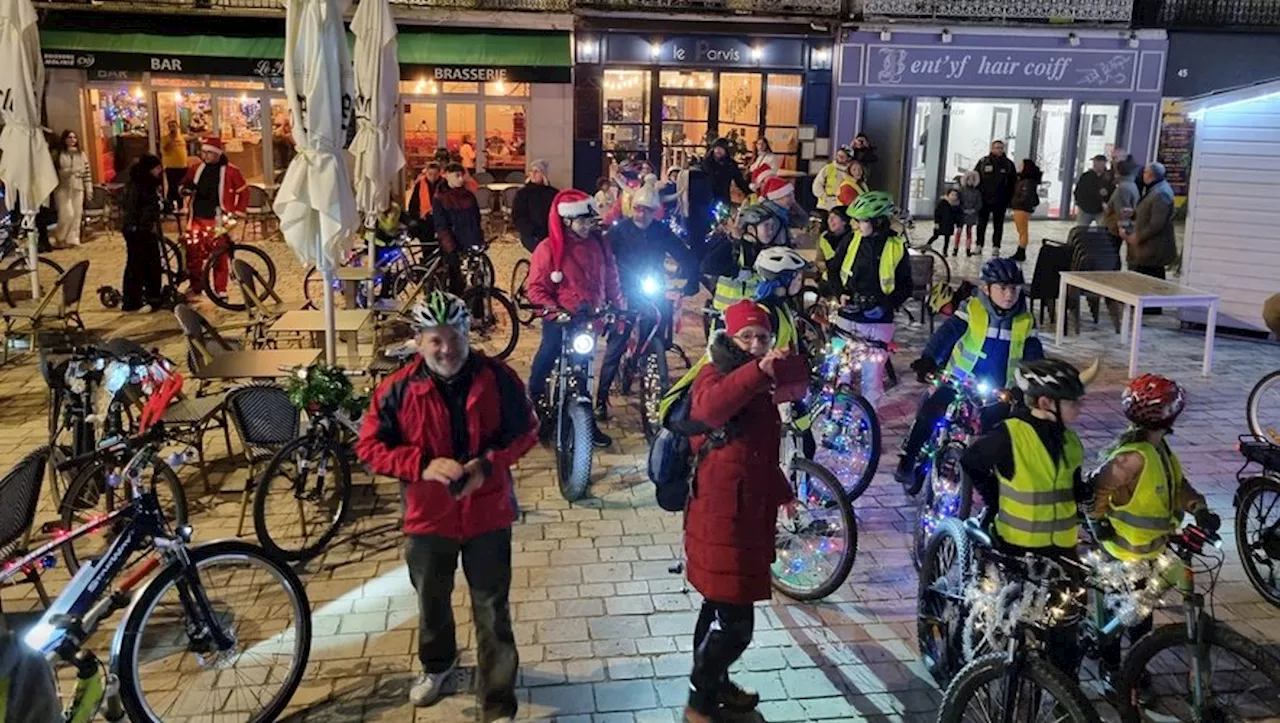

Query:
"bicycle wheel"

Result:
[[204, 243, 277, 311], [59, 459, 189, 574], [557, 402, 594, 502], [115, 539, 311, 723], [1117, 619, 1280, 722], [510, 258, 534, 326], [771, 458, 857, 601], [638, 351, 669, 443], [813, 387, 881, 502], [1247, 370, 1280, 445], [1235, 476, 1280, 607], [918, 517, 974, 687], [940, 653, 1101, 723], [463, 250, 496, 291], [464, 287, 519, 360], [2, 255, 64, 307], [161, 237, 185, 281], [913, 441, 973, 568], [252, 433, 351, 562]]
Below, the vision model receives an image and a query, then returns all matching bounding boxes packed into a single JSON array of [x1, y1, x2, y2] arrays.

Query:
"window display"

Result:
[[89, 87, 150, 183], [603, 70, 650, 156], [404, 102, 439, 173], [484, 104, 528, 173], [217, 96, 264, 184]]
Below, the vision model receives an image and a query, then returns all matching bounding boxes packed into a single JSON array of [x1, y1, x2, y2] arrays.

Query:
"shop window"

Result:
[[603, 70, 650, 156], [944, 99, 1029, 187], [483, 104, 527, 173], [442, 82, 479, 95], [661, 95, 709, 170], [217, 95, 264, 184], [445, 104, 478, 170], [270, 98, 296, 186], [484, 81, 530, 97], [764, 75, 801, 127], [1075, 103, 1120, 180], [660, 70, 714, 90], [210, 79, 266, 90], [1035, 100, 1072, 218], [88, 86, 150, 184], [404, 102, 439, 174], [719, 73, 761, 128], [155, 90, 213, 161]]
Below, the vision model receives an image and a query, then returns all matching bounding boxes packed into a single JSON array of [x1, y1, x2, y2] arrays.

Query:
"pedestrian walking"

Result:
[[975, 140, 1017, 253], [1073, 154, 1110, 229], [119, 154, 165, 312], [957, 172, 982, 256], [160, 119, 189, 209], [682, 300, 793, 723], [1009, 158, 1043, 262], [355, 291, 537, 723], [511, 159, 558, 253], [51, 130, 92, 249], [1121, 162, 1179, 282]]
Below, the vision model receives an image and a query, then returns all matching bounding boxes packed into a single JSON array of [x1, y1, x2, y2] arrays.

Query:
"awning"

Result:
[[40, 28, 572, 83]]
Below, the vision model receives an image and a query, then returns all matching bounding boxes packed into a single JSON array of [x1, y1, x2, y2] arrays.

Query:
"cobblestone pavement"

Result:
[[1, 218, 1278, 722]]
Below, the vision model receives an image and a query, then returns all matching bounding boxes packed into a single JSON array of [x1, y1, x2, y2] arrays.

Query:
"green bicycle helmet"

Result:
[[410, 290, 470, 331], [848, 191, 895, 221]]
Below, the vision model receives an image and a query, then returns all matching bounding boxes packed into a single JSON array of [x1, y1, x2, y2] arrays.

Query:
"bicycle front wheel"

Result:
[[813, 388, 881, 502], [913, 441, 973, 569], [918, 517, 973, 687], [465, 287, 519, 360], [205, 243, 277, 311], [771, 458, 857, 601], [59, 459, 189, 574], [1247, 370, 1280, 445], [1235, 475, 1280, 607], [116, 539, 311, 723], [1118, 619, 1280, 722], [940, 653, 1100, 723], [253, 433, 352, 562]]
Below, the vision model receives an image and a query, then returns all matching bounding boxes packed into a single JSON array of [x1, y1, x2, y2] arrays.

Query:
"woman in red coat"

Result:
[[683, 300, 793, 723]]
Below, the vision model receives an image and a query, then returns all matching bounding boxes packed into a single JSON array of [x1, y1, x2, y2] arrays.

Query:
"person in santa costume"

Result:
[[746, 137, 777, 194], [756, 176, 799, 230], [524, 189, 622, 447], [180, 137, 248, 294]]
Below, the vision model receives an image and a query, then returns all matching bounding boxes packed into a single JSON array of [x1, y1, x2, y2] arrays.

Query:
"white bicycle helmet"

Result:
[[753, 247, 807, 280], [409, 290, 470, 331]]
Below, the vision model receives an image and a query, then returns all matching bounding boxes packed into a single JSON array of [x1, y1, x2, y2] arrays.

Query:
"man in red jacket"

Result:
[[525, 188, 623, 446], [355, 290, 537, 721], [179, 137, 247, 294]]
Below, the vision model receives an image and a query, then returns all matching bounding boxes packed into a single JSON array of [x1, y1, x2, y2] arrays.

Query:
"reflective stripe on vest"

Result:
[[713, 275, 755, 311], [994, 418, 1083, 549], [1102, 441, 1182, 561], [771, 303, 797, 351], [945, 297, 1032, 387], [838, 233, 906, 295]]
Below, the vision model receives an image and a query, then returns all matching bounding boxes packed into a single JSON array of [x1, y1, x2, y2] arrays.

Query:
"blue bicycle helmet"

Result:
[[980, 258, 1025, 285]]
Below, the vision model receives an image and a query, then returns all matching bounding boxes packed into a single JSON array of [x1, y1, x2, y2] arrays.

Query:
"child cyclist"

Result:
[[1087, 374, 1220, 685], [895, 257, 1043, 488]]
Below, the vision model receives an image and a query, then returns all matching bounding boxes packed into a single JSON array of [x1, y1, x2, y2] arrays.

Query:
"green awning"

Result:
[[40, 29, 570, 67]]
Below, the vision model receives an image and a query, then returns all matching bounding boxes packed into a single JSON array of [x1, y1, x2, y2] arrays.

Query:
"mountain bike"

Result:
[[1234, 434, 1280, 607], [186, 212, 278, 312], [770, 401, 857, 601], [616, 270, 693, 442], [2, 360, 311, 723], [541, 307, 612, 501], [808, 322, 884, 502], [1247, 369, 1280, 446]]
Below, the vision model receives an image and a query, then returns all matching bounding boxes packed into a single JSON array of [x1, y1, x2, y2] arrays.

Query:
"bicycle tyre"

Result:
[[2, 256, 64, 307], [58, 459, 189, 574], [1117, 618, 1280, 722], [252, 433, 352, 562], [814, 389, 881, 503], [464, 286, 519, 360], [557, 402, 594, 502], [204, 243, 277, 311], [770, 458, 857, 601], [160, 236, 185, 281], [913, 441, 973, 569], [638, 351, 668, 444], [1247, 369, 1280, 445], [940, 653, 1101, 723], [918, 516, 974, 687], [510, 258, 534, 326], [1235, 475, 1280, 608], [114, 539, 311, 723]]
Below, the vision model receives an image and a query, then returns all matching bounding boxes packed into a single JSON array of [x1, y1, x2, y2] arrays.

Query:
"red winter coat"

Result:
[[355, 354, 538, 540], [685, 333, 793, 604], [180, 160, 248, 218], [526, 228, 623, 315]]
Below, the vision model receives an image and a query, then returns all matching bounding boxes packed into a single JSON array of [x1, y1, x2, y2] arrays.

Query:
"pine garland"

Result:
[[284, 364, 368, 419]]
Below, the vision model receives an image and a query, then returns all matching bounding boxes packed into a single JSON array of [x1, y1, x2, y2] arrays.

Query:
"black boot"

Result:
[[894, 454, 916, 489], [590, 420, 613, 448], [718, 678, 760, 713], [1009, 248, 1027, 262], [594, 398, 609, 422]]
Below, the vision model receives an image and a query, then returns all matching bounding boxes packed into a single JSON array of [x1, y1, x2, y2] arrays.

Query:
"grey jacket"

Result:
[[1129, 191, 1178, 268], [1105, 173, 1139, 236]]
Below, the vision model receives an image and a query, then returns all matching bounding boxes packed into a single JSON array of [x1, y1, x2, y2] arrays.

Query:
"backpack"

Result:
[[647, 358, 734, 512]]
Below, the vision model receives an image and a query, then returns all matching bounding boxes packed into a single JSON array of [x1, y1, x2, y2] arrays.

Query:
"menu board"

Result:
[[1157, 99, 1196, 210]]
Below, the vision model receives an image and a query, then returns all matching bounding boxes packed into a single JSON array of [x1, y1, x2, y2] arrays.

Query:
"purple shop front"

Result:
[[833, 28, 1167, 218]]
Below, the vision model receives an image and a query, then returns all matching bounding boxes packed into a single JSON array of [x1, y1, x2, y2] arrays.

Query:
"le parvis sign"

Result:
[[866, 45, 1138, 92]]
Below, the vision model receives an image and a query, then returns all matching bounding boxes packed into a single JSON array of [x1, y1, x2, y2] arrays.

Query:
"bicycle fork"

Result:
[[1183, 568, 1213, 717]]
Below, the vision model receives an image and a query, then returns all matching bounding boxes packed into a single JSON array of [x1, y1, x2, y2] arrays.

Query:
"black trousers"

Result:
[[122, 229, 163, 310], [405, 528, 518, 722], [977, 203, 1007, 249], [596, 307, 668, 404], [901, 385, 1012, 467], [689, 599, 755, 713], [164, 168, 186, 208]]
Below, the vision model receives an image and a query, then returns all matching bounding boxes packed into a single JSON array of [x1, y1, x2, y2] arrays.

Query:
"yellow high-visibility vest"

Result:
[[945, 297, 1032, 388], [1102, 442, 1183, 561], [994, 418, 1083, 549], [838, 233, 905, 294]]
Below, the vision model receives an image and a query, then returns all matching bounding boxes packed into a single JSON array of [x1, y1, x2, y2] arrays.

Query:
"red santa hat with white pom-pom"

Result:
[[758, 176, 794, 203], [544, 189, 600, 284]]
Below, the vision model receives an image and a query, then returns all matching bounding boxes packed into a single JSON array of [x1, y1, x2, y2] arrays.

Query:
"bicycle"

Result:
[[1235, 434, 1280, 607], [0, 217, 63, 307], [188, 212, 279, 312], [807, 319, 885, 502], [616, 271, 693, 442], [541, 307, 612, 501], [96, 209, 187, 310], [897, 212, 953, 288], [2, 357, 311, 723], [1246, 369, 1280, 446], [252, 364, 366, 562], [510, 257, 537, 328]]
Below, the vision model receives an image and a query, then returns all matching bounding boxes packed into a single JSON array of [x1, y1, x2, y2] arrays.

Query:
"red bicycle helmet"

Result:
[[1122, 374, 1186, 428]]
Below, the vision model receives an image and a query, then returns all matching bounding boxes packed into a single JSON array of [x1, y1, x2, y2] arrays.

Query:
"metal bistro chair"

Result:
[[2, 260, 90, 364], [505, 171, 526, 184], [472, 171, 495, 186], [908, 253, 936, 333], [223, 383, 301, 537], [81, 185, 109, 236], [240, 185, 277, 242], [0, 448, 56, 610]]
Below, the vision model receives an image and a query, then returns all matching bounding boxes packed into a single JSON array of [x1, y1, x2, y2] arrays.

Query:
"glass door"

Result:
[[1033, 100, 1072, 218], [909, 97, 946, 215], [1075, 103, 1121, 182], [483, 103, 529, 176], [445, 103, 478, 171]]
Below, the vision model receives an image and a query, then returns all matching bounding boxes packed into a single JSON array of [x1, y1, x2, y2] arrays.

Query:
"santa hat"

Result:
[[545, 189, 598, 285], [759, 176, 794, 202], [201, 137, 224, 155], [724, 300, 772, 336]]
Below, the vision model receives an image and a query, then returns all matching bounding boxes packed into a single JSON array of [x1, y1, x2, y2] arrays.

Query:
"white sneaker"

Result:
[[408, 659, 457, 707]]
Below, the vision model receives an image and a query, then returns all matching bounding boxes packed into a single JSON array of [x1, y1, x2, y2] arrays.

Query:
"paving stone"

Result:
[[593, 681, 659, 712]]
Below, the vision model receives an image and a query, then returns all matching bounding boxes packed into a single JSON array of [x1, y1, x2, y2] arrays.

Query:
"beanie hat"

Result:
[[200, 137, 224, 155], [530, 158, 550, 175], [724, 300, 772, 336], [631, 182, 659, 210], [759, 176, 794, 202], [545, 189, 598, 285]]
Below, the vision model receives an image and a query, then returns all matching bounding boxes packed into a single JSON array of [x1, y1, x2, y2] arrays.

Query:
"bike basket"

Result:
[[1239, 434, 1280, 471]]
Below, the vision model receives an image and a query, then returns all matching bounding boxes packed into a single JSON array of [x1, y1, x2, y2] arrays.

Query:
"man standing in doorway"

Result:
[[1073, 154, 1110, 228], [975, 139, 1017, 254]]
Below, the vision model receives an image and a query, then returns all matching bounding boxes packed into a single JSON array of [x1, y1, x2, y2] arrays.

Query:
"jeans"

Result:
[[1074, 211, 1103, 229], [406, 529, 518, 722], [900, 385, 1012, 468], [977, 203, 1007, 249], [527, 323, 564, 401], [689, 599, 754, 713], [122, 229, 163, 310]]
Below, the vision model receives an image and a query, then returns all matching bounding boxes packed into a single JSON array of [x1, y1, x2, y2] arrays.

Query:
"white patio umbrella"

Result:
[[0, 0, 57, 300], [350, 0, 403, 236], [273, 0, 359, 364]]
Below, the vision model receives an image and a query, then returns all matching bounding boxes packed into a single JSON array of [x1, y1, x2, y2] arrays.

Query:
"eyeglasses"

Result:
[[733, 332, 773, 345]]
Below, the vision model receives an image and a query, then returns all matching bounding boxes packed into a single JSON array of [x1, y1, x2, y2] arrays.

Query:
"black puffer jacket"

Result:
[[511, 181, 558, 244], [1010, 164, 1043, 213], [704, 141, 750, 204], [121, 155, 164, 235], [976, 154, 1018, 206]]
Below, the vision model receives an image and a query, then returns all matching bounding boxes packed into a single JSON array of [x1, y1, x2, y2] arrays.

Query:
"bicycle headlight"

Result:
[[976, 381, 992, 398], [571, 333, 596, 355], [640, 275, 661, 297]]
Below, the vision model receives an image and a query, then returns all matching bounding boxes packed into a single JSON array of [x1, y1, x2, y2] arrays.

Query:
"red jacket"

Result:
[[684, 333, 793, 604], [526, 228, 623, 315], [180, 160, 248, 218], [355, 354, 538, 540]]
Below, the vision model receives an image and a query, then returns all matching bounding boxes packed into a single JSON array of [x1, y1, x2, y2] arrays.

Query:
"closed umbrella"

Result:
[[273, 0, 359, 364], [0, 0, 57, 299], [350, 0, 404, 275]]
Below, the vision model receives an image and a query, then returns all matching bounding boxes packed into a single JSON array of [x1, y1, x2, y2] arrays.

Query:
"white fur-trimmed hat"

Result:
[[557, 195, 599, 219], [759, 176, 793, 202], [200, 137, 224, 155]]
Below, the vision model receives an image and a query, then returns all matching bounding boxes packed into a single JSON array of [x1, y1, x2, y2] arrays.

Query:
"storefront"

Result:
[[573, 30, 833, 190], [833, 28, 1167, 219], [39, 22, 574, 189]]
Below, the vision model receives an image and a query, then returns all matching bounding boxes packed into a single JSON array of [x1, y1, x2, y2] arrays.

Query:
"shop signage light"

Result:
[[1187, 89, 1280, 120]]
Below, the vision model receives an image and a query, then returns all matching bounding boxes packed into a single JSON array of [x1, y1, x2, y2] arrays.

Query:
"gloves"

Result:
[[1090, 518, 1116, 541], [1194, 508, 1221, 534], [911, 357, 938, 383]]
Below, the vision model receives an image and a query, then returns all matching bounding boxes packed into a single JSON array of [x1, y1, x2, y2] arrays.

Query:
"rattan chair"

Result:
[[473, 171, 495, 186], [0, 447, 55, 610], [173, 304, 260, 392], [2, 260, 89, 364], [223, 383, 301, 536], [505, 171, 526, 184], [232, 259, 302, 341], [240, 185, 277, 241]]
